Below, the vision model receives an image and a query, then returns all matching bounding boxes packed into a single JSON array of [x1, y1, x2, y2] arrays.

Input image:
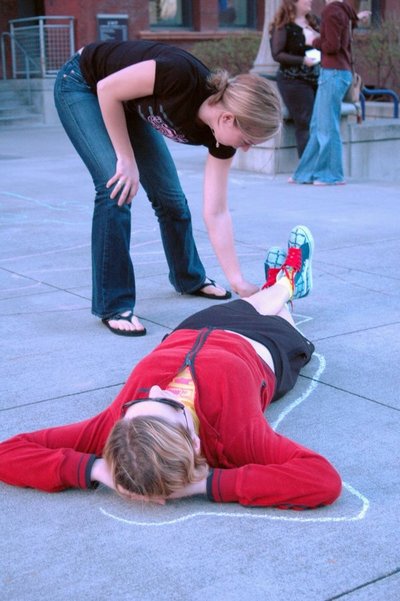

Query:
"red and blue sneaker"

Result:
[[277, 225, 314, 299], [262, 246, 287, 289]]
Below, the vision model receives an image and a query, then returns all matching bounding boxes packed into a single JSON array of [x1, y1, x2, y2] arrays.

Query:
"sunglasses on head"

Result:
[[124, 397, 189, 430]]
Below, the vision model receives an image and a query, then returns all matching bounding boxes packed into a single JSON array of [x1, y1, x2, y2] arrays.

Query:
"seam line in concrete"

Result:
[[324, 565, 400, 601], [300, 374, 399, 412]]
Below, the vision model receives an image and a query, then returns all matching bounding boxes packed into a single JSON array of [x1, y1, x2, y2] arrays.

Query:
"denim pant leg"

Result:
[[312, 69, 352, 183], [125, 110, 206, 293], [294, 69, 352, 183], [54, 54, 135, 318], [292, 92, 322, 182], [277, 73, 317, 157]]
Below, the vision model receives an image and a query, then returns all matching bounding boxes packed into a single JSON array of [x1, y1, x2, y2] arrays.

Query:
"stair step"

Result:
[[0, 106, 37, 118], [0, 90, 25, 101], [0, 80, 50, 127], [0, 113, 43, 127]]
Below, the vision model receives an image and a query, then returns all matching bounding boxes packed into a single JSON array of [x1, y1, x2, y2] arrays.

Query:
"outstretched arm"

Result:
[[203, 153, 259, 298], [0, 412, 113, 492], [207, 420, 342, 509]]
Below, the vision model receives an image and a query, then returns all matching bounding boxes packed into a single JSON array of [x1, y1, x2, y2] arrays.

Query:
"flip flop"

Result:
[[190, 278, 232, 301], [101, 310, 147, 337]]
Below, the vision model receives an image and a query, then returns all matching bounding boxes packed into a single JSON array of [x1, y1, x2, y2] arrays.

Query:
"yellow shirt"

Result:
[[167, 367, 199, 434]]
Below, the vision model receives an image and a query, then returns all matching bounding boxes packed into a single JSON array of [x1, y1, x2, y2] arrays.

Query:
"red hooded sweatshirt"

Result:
[[0, 329, 342, 509], [313, 1, 358, 71]]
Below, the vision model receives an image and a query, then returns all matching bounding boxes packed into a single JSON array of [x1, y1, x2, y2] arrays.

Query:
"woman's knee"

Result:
[[147, 190, 191, 220]]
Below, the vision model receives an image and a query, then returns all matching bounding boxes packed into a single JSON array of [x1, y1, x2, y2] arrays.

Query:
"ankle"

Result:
[[275, 274, 294, 299]]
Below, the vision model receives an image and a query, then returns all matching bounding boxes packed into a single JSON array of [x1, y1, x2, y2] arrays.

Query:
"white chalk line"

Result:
[[292, 312, 313, 327], [271, 352, 326, 431], [99, 482, 369, 527], [0, 190, 71, 211], [100, 350, 370, 527]]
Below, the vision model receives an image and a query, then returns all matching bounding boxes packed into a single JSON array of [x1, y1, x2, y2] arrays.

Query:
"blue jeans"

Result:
[[54, 53, 205, 318], [293, 68, 352, 184]]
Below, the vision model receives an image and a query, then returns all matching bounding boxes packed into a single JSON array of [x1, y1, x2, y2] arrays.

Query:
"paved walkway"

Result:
[[1, 124, 399, 601]]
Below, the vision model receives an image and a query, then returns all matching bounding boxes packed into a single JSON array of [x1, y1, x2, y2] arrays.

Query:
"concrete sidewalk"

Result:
[[1, 124, 399, 601]]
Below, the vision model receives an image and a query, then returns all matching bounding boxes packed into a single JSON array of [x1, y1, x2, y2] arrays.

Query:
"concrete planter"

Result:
[[232, 106, 400, 182]]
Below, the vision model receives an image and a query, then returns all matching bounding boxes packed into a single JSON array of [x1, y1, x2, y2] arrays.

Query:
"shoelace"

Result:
[[283, 247, 302, 272], [279, 247, 302, 296], [262, 267, 280, 289], [262, 248, 302, 291]]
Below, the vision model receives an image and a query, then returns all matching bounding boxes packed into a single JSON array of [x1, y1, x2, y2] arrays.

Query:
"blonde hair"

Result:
[[104, 416, 208, 498], [207, 70, 282, 144]]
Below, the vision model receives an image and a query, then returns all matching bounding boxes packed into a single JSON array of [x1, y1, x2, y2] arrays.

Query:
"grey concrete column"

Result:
[[252, 0, 280, 75]]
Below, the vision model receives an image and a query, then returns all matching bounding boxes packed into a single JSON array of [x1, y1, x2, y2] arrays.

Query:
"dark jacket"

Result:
[[270, 21, 320, 82], [270, 22, 309, 68], [313, 1, 358, 71]]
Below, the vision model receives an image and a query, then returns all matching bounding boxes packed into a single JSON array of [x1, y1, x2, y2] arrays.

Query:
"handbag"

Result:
[[344, 71, 362, 103], [343, 21, 362, 103]]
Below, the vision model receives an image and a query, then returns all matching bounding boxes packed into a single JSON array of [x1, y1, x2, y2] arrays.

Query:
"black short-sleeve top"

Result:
[[79, 41, 236, 159]]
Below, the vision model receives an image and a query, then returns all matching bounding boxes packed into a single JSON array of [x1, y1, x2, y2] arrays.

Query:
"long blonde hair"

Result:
[[207, 70, 282, 144], [104, 416, 208, 498]]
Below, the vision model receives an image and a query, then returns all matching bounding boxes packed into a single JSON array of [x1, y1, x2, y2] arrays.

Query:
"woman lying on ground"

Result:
[[0, 225, 342, 509]]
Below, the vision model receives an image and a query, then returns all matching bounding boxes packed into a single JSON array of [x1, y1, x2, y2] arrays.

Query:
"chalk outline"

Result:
[[99, 350, 370, 527]]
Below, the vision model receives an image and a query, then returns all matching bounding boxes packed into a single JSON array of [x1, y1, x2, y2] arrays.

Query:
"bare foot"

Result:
[[190, 278, 232, 300], [102, 310, 146, 337], [200, 280, 228, 297]]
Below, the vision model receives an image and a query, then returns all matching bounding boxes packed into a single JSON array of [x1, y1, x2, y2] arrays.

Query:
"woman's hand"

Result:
[[357, 10, 371, 24], [91, 457, 115, 489], [107, 156, 140, 206], [91, 458, 166, 503], [231, 278, 259, 298], [119, 479, 206, 504], [168, 478, 207, 500], [117, 489, 166, 505], [303, 56, 318, 67]]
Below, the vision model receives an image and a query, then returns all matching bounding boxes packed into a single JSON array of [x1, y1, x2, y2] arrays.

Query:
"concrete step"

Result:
[[0, 90, 23, 102], [0, 111, 43, 127], [0, 80, 41, 126], [0, 105, 37, 118]]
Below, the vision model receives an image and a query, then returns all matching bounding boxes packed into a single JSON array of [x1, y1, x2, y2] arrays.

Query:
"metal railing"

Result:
[[1, 32, 38, 104], [2, 16, 74, 79], [360, 87, 399, 120]]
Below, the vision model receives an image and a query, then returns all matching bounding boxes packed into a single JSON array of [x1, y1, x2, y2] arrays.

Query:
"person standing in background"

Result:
[[290, 0, 370, 185], [270, 0, 320, 157]]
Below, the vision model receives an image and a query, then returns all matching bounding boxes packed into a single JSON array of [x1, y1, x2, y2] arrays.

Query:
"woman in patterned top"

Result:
[[270, 0, 320, 156]]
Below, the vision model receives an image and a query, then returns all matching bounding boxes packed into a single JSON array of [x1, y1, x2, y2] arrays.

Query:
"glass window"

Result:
[[149, 0, 193, 28], [218, 0, 256, 29]]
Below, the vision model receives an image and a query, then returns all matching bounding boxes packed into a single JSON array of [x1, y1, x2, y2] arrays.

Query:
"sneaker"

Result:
[[262, 246, 287, 289], [278, 225, 314, 299]]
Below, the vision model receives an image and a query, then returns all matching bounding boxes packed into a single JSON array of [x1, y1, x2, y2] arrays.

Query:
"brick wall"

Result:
[[44, 0, 149, 47], [0, 0, 18, 77], [42, 1, 265, 48]]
